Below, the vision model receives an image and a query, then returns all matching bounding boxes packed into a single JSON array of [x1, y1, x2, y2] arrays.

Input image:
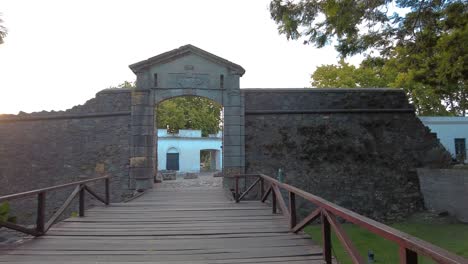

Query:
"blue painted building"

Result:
[[419, 116, 468, 162], [157, 129, 222, 172]]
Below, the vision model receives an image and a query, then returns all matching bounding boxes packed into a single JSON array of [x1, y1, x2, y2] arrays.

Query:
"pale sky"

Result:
[[0, 0, 362, 114]]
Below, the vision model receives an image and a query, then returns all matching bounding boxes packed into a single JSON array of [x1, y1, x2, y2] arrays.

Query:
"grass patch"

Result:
[[304, 214, 468, 263]]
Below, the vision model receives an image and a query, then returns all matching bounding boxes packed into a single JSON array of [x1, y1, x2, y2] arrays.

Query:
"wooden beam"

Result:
[[324, 210, 365, 264], [400, 247, 418, 264], [272, 185, 289, 216], [45, 185, 81, 232], [36, 192, 46, 236], [105, 177, 110, 205], [84, 185, 107, 205], [79, 185, 85, 217], [0, 175, 109, 203], [238, 177, 261, 202], [261, 186, 272, 203], [289, 192, 296, 229], [272, 189, 277, 214], [0, 221, 37, 236], [235, 176, 239, 203], [292, 208, 321, 233], [321, 211, 332, 264]]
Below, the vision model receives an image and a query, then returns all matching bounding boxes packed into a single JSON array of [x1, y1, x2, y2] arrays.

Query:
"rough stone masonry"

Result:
[[0, 89, 133, 224], [243, 88, 451, 221]]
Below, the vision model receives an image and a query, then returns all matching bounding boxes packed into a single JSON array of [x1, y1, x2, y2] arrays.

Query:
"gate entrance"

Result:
[[128, 44, 246, 190]]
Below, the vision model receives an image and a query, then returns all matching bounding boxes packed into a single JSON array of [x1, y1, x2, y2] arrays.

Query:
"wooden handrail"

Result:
[[0, 175, 110, 202], [0, 175, 110, 236], [233, 174, 468, 264]]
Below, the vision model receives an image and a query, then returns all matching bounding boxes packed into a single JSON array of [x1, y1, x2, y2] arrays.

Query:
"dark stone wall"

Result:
[[242, 88, 451, 221], [0, 88, 132, 224]]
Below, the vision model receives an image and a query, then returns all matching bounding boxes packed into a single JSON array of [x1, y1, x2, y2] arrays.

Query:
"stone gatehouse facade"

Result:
[[0, 45, 450, 222]]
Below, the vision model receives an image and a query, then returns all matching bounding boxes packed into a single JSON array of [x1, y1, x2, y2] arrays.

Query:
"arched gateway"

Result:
[[128, 45, 246, 190]]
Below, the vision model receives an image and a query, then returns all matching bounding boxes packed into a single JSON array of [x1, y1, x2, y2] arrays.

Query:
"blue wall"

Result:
[[157, 129, 222, 172], [420, 116, 468, 162]]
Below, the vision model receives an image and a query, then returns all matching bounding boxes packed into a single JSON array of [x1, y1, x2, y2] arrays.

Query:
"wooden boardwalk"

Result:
[[0, 185, 325, 263]]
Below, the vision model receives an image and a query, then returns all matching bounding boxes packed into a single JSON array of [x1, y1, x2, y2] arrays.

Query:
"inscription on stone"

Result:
[[168, 73, 209, 89]]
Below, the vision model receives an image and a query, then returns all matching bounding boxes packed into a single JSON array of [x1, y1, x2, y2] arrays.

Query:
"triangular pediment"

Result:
[[129, 44, 245, 76]]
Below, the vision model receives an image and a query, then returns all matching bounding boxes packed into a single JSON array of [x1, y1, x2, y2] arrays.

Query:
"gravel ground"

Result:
[[156, 171, 222, 190]]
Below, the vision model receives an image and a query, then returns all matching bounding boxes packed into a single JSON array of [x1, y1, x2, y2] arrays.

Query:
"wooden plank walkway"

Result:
[[0, 185, 326, 263]]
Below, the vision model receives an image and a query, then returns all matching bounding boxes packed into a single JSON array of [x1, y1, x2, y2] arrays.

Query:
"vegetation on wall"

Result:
[[270, 0, 467, 116], [0, 202, 16, 224]]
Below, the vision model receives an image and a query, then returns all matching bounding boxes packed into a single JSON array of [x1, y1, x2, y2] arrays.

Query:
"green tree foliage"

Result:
[[157, 97, 222, 137], [312, 58, 393, 88], [0, 14, 7, 45], [272, 0, 467, 116], [269, 0, 464, 57]]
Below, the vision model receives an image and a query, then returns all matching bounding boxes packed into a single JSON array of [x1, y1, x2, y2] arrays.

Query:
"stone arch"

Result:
[[166, 147, 179, 153], [128, 44, 245, 190]]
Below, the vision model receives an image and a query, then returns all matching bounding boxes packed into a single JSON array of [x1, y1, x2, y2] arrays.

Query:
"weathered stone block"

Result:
[[224, 125, 243, 136], [224, 134, 242, 145], [223, 115, 241, 126], [131, 92, 149, 105], [131, 106, 154, 116], [130, 168, 152, 179], [224, 156, 242, 167], [131, 125, 153, 136], [224, 106, 241, 116], [131, 115, 153, 126], [130, 157, 152, 168], [161, 171, 176, 180], [132, 135, 153, 147], [184, 172, 198, 179], [223, 145, 242, 156], [131, 146, 152, 156]]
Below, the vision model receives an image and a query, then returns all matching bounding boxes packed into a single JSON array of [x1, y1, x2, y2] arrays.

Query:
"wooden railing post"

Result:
[[79, 185, 85, 217], [321, 210, 332, 264], [400, 247, 418, 264], [289, 192, 296, 230], [260, 177, 264, 200], [235, 176, 239, 203], [272, 186, 277, 214], [36, 192, 46, 235], [105, 177, 110, 205]]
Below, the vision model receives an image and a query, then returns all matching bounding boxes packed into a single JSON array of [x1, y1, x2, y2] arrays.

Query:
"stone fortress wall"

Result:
[[0, 89, 133, 224], [242, 88, 451, 221], [0, 87, 453, 224]]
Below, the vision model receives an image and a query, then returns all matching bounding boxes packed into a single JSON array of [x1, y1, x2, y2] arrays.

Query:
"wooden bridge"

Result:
[[0, 175, 467, 264]]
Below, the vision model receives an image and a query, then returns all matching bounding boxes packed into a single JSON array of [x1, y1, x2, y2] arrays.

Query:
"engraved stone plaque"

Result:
[[168, 73, 209, 89]]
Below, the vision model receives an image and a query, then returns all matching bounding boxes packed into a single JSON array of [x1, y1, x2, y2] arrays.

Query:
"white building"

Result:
[[157, 129, 222, 172], [419, 116, 468, 162]]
